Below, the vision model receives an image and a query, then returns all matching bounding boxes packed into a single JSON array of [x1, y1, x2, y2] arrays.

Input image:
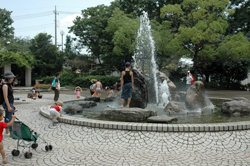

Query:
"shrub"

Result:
[[40, 74, 119, 88], [34, 84, 51, 89], [74, 75, 119, 87]]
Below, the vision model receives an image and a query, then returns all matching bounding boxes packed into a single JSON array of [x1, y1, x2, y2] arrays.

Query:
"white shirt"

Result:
[[186, 76, 192, 84]]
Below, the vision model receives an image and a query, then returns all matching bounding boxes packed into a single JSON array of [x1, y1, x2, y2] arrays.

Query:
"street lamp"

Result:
[[60, 30, 65, 71]]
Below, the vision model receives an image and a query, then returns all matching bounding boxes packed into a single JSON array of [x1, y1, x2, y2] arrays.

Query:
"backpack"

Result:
[[51, 78, 57, 90]]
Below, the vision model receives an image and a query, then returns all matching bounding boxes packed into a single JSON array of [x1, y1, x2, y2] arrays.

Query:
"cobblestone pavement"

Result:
[[1, 93, 250, 166]]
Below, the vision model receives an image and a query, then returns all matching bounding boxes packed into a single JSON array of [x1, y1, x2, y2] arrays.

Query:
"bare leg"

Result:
[[0, 143, 7, 163], [126, 98, 131, 108], [119, 99, 124, 108], [5, 129, 9, 134]]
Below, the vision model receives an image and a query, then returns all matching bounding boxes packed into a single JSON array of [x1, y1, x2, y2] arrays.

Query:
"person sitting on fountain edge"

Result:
[[119, 62, 134, 108]]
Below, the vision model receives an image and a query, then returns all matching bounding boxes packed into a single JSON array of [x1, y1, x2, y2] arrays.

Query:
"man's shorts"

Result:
[[50, 108, 60, 118], [121, 83, 132, 99]]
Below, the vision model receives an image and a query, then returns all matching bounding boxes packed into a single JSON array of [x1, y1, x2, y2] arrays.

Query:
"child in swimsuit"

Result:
[[92, 79, 103, 97], [74, 86, 83, 99]]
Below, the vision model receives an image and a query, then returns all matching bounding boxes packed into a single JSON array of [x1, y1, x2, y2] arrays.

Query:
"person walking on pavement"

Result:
[[52, 73, 61, 102]]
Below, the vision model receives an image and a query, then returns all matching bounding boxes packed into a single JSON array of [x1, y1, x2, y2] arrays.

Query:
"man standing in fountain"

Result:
[[119, 62, 134, 108]]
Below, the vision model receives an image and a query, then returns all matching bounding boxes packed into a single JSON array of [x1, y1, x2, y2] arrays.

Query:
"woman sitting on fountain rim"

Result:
[[119, 62, 134, 108]]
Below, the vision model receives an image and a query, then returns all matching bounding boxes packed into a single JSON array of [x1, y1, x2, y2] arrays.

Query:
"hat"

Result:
[[125, 62, 131, 67], [90, 79, 97, 84], [4, 72, 16, 78]]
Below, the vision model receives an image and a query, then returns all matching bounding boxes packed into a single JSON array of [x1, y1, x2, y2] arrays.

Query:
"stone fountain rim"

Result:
[[39, 97, 250, 132]]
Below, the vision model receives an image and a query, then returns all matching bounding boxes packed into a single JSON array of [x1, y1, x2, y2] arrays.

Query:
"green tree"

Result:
[[161, 0, 230, 79], [69, 5, 115, 74], [29, 33, 61, 77], [151, 20, 174, 70], [0, 36, 33, 70], [6, 36, 31, 53], [64, 35, 94, 74], [0, 50, 33, 68], [227, 0, 250, 35], [0, 8, 14, 46], [118, 0, 183, 22], [105, 9, 139, 72], [198, 32, 250, 87], [64, 35, 78, 60]]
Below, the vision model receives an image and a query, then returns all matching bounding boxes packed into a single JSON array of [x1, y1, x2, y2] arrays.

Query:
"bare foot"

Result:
[[3, 158, 7, 164], [118, 106, 123, 108], [125, 105, 130, 108]]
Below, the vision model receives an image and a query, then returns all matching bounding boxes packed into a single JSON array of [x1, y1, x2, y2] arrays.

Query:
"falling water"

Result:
[[133, 11, 159, 104]]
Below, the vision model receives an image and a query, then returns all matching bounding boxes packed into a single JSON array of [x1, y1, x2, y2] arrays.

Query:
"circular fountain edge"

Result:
[[40, 97, 250, 132]]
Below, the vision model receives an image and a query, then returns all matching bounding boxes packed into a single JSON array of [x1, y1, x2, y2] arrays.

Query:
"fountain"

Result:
[[133, 11, 170, 106], [60, 12, 250, 125]]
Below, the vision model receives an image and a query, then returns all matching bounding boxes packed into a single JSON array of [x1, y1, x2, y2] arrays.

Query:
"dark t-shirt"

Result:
[[4, 83, 14, 104], [123, 71, 131, 84]]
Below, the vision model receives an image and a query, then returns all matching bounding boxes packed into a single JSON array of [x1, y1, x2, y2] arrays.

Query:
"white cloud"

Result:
[[58, 13, 82, 27]]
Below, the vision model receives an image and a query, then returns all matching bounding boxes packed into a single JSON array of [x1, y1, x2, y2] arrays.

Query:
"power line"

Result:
[[15, 26, 54, 32], [59, 11, 79, 14], [12, 11, 80, 21], [15, 23, 54, 31], [12, 11, 53, 20]]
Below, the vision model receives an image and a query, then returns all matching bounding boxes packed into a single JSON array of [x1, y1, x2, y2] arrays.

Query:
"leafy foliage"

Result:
[[161, 0, 230, 78], [227, 0, 250, 35], [105, 9, 139, 72], [0, 8, 14, 46], [69, 5, 115, 74], [73, 75, 119, 88], [29, 33, 61, 77], [41, 74, 119, 88], [0, 49, 33, 68]]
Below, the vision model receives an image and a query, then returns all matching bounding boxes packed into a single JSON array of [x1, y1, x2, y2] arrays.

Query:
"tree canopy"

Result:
[[29, 33, 61, 77], [160, 0, 231, 79], [0, 8, 14, 46]]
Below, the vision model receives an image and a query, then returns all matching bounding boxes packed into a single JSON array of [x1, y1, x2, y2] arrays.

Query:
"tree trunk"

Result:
[[193, 49, 199, 80], [205, 73, 210, 82]]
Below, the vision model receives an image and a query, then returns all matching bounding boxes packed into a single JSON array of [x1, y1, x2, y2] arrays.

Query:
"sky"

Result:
[[1, 0, 114, 50]]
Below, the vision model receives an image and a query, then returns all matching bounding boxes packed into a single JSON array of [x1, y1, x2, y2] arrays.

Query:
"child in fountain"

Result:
[[93, 79, 103, 97], [49, 101, 63, 124], [74, 86, 83, 99], [119, 62, 134, 108], [106, 86, 114, 96]]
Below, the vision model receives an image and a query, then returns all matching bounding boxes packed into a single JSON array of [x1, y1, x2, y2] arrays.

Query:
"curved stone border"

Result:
[[40, 97, 250, 132]]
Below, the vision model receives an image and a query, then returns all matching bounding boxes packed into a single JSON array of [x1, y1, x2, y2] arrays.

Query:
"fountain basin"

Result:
[[40, 98, 250, 132]]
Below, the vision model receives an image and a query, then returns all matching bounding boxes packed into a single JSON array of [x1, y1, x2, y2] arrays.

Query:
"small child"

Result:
[[74, 86, 83, 99], [93, 79, 103, 97], [0, 108, 16, 164], [105, 86, 113, 96], [49, 101, 63, 125], [38, 92, 43, 99]]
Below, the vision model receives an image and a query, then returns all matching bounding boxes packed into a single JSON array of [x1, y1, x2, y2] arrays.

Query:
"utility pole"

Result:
[[53, 6, 59, 47]]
